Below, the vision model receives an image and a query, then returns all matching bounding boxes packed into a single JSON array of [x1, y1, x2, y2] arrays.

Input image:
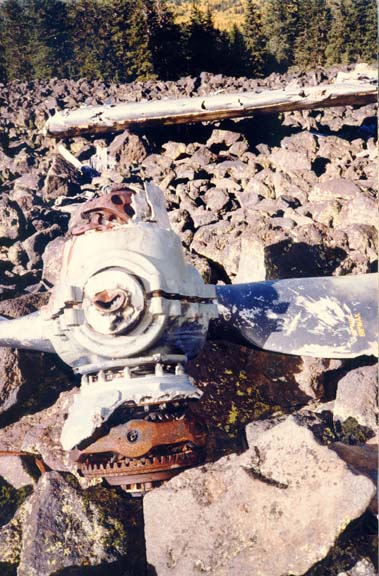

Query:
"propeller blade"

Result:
[[0, 312, 55, 353], [210, 274, 377, 358]]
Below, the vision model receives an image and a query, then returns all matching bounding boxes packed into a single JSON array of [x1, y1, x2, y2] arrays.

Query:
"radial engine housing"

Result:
[[45, 183, 217, 373]]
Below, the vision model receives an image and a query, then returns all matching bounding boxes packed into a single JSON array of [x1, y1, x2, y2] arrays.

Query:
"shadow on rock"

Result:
[[0, 563, 16, 576], [0, 476, 32, 527], [52, 561, 141, 576], [265, 240, 347, 278], [303, 511, 378, 576]]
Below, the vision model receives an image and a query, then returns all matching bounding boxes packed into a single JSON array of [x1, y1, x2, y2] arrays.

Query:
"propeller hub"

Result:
[[83, 269, 145, 336]]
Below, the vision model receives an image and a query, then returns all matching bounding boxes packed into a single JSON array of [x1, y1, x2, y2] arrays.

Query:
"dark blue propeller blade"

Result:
[[210, 274, 377, 358]]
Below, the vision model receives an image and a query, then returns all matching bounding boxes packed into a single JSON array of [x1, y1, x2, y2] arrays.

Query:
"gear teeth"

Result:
[[75, 402, 206, 495]]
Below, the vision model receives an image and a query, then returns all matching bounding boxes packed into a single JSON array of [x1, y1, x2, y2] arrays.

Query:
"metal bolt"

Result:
[[127, 430, 139, 443]]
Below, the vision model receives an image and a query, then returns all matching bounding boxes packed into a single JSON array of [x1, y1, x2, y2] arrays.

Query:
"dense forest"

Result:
[[0, 0, 376, 84]]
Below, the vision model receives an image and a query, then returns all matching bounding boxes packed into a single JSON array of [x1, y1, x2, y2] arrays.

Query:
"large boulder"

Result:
[[1, 471, 141, 576], [144, 416, 375, 576], [333, 364, 378, 435]]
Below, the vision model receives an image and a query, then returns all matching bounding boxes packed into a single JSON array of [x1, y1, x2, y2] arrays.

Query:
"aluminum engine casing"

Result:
[[45, 222, 217, 372]]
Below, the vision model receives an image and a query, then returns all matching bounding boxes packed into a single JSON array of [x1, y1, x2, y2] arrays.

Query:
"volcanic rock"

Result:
[[338, 558, 377, 576], [0, 455, 36, 489], [144, 416, 375, 576], [310, 177, 360, 200], [0, 196, 26, 242], [16, 472, 133, 576], [43, 154, 82, 201], [108, 129, 148, 173], [333, 364, 378, 434]]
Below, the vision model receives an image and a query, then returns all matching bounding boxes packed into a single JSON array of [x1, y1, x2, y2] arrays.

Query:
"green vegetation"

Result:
[[0, 0, 376, 84]]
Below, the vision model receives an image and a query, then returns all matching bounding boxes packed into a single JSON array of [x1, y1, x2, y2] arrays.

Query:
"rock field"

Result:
[[0, 64, 377, 575]]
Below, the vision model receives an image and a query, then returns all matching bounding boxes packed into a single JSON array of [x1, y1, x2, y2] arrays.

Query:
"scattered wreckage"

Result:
[[0, 70, 377, 495]]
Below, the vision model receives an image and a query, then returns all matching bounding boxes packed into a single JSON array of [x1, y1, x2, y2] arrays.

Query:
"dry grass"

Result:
[[167, 0, 246, 31]]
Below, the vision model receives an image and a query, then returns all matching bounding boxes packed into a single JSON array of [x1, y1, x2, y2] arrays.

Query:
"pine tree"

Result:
[[0, 13, 7, 83], [68, 0, 106, 80], [1, 0, 33, 81], [24, 0, 72, 79], [224, 24, 246, 77], [125, 0, 155, 81], [144, 0, 183, 80], [242, 0, 267, 77], [325, 0, 351, 65], [108, 0, 133, 82], [349, 0, 377, 63], [184, 4, 220, 76], [294, 0, 332, 68], [264, 0, 301, 70]]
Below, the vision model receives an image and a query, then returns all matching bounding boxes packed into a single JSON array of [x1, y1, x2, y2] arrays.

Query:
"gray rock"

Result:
[[0, 149, 13, 181], [144, 416, 375, 576], [162, 141, 187, 160], [12, 173, 40, 194], [0, 348, 27, 414], [270, 148, 313, 173], [270, 216, 296, 229], [0, 293, 52, 415], [191, 219, 247, 279], [22, 223, 62, 270], [334, 365, 378, 434], [334, 194, 378, 230], [141, 153, 172, 179], [43, 155, 82, 201], [17, 471, 131, 576], [184, 252, 213, 283], [203, 188, 229, 212], [317, 136, 353, 163], [337, 558, 377, 576], [206, 129, 241, 148], [245, 351, 341, 407], [229, 140, 249, 156], [7, 241, 28, 267], [235, 189, 260, 209], [0, 389, 76, 473], [108, 129, 148, 171], [42, 235, 66, 285], [233, 221, 348, 282], [174, 164, 195, 181], [0, 196, 26, 242], [345, 224, 377, 263], [189, 146, 217, 169], [310, 200, 342, 226], [330, 441, 377, 513], [281, 131, 318, 155], [309, 179, 361, 202], [191, 206, 219, 228], [168, 208, 193, 235], [211, 158, 254, 181], [0, 493, 27, 566], [0, 456, 35, 489], [210, 177, 241, 193]]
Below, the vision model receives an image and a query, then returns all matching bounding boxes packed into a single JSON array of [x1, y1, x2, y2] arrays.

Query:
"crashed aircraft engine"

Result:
[[0, 180, 377, 495]]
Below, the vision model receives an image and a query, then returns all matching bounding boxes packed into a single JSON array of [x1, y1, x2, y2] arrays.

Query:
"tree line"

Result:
[[0, 0, 376, 84]]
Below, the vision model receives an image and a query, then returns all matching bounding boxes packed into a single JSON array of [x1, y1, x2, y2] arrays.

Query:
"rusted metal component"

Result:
[[78, 445, 205, 495], [147, 289, 215, 304], [93, 289, 130, 314], [73, 405, 208, 495], [75, 414, 207, 459], [69, 188, 134, 235]]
